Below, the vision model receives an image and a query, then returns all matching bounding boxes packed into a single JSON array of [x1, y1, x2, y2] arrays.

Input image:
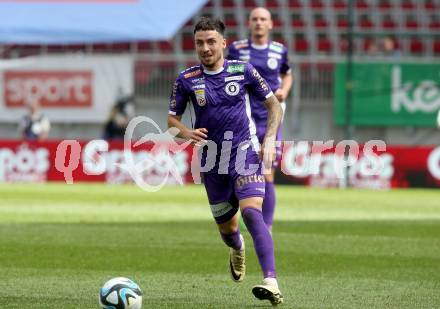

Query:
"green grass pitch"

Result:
[[0, 183, 439, 308]]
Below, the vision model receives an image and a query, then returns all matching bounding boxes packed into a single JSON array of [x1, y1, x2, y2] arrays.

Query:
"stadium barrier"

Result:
[[1, 139, 440, 189]]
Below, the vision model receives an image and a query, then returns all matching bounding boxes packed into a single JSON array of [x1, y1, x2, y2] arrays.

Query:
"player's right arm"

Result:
[[167, 77, 208, 144]]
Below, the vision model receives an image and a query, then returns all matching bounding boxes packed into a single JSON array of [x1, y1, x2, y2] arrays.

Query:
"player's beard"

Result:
[[200, 52, 221, 70]]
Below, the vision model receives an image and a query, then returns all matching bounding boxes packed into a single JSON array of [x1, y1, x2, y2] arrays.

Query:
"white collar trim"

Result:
[[203, 66, 224, 75], [251, 42, 268, 50]]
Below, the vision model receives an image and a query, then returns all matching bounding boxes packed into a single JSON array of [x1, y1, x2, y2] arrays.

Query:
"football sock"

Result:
[[262, 181, 276, 230], [220, 229, 242, 250], [241, 207, 276, 278]]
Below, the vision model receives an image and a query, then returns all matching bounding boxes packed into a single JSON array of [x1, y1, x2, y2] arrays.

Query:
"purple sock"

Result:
[[241, 208, 276, 278], [262, 181, 276, 229], [220, 230, 242, 250]]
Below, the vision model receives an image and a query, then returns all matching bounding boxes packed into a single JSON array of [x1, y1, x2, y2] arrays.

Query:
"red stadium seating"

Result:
[[401, 0, 415, 10], [181, 35, 194, 52], [356, 0, 369, 10], [409, 38, 425, 55], [433, 39, 440, 55], [244, 0, 257, 9], [265, 0, 279, 9], [337, 15, 348, 29], [359, 15, 374, 29], [294, 34, 309, 54], [332, 0, 347, 10], [382, 15, 397, 29], [378, 0, 393, 10], [288, 0, 302, 9], [291, 14, 305, 28], [424, 0, 437, 11], [317, 34, 332, 53], [405, 16, 419, 30], [158, 41, 174, 53], [310, 0, 324, 9], [314, 14, 328, 29], [221, 0, 234, 8]]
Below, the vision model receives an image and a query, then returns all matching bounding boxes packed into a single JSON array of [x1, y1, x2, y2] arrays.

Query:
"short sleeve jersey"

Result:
[[169, 60, 273, 171], [227, 39, 290, 123]]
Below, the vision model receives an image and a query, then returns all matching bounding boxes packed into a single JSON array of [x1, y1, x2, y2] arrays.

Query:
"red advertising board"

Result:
[[0, 140, 195, 185], [0, 139, 439, 189], [4, 71, 93, 108]]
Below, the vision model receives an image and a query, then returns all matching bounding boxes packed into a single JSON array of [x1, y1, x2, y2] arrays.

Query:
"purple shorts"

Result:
[[255, 123, 283, 168], [202, 148, 266, 224]]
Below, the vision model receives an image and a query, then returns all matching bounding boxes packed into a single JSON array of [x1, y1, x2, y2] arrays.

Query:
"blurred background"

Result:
[[0, 0, 439, 189]]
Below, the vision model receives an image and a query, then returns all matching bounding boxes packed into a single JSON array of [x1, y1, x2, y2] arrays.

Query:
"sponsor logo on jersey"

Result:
[[170, 81, 178, 108], [184, 69, 202, 79], [268, 52, 282, 59], [235, 174, 265, 188], [251, 68, 269, 92], [227, 64, 245, 73], [267, 58, 278, 70], [225, 75, 244, 82], [225, 81, 240, 96], [194, 89, 206, 106], [269, 43, 283, 53], [192, 84, 205, 89], [191, 77, 205, 84]]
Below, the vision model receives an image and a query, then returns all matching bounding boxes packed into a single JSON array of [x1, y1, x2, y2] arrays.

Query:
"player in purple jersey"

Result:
[[167, 17, 284, 305], [227, 7, 293, 232]]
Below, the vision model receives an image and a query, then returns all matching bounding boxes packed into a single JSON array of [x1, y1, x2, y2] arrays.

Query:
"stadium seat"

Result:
[[314, 14, 328, 29], [336, 15, 348, 29], [332, 0, 347, 10], [221, 0, 235, 8], [244, 0, 257, 9], [355, 0, 369, 10], [359, 15, 374, 29], [310, 0, 324, 9], [317, 34, 332, 54], [224, 13, 238, 27], [424, 0, 437, 11], [401, 0, 415, 10], [293, 34, 309, 54], [405, 16, 419, 30], [265, 0, 279, 9], [429, 16, 440, 30], [433, 38, 440, 55], [339, 35, 353, 53], [137, 41, 153, 52], [362, 37, 376, 53], [158, 41, 174, 53], [378, 0, 393, 10], [181, 35, 194, 52], [291, 14, 305, 28], [288, 0, 302, 8], [382, 15, 397, 29], [409, 37, 425, 55]]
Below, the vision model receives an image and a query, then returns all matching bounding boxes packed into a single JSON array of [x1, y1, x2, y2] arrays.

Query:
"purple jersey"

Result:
[[169, 59, 273, 173], [227, 39, 290, 123]]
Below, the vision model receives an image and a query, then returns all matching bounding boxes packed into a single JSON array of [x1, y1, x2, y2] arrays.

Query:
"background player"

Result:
[[227, 7, 293, 231], [167, 17, 284, 305]]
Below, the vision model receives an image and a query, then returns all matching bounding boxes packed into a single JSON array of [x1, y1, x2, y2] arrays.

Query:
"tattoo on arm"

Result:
[[263, 95, 283, 140]]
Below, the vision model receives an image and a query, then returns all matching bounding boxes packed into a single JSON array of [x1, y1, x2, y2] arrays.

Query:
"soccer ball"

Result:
[[99, 277, 143, 309]]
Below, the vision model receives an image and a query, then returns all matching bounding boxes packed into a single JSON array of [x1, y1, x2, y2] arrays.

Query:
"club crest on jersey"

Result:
[[267, 58, 278, 70], [225, 81, 240, 96], [194, 89, 206, 106]]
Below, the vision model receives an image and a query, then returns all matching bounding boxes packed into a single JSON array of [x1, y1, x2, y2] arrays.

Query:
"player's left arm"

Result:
[[275, 71, 293, 102], [274, 48, 293, 102]]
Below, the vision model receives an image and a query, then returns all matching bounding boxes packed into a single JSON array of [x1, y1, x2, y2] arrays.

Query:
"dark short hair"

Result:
[[193, 17, 225, 35]]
